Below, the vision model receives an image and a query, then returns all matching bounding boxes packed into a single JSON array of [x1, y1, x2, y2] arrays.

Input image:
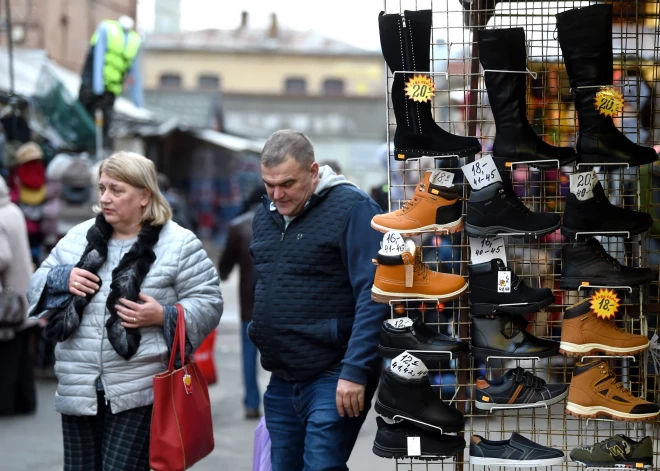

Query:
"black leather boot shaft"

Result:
[[375, 369, 464, 433], [468, 258, 554, 315], [470, 315, 559, 358], [378, 10, 481, 160], [478, 28, 576, 168], [555, 4, 657, 167]]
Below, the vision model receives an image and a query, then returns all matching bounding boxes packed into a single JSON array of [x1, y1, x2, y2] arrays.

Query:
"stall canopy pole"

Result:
[[4, 0, 14, 95]]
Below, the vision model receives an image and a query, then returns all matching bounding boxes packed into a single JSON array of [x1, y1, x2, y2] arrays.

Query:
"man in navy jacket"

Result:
[[249, 129, 389, 470]]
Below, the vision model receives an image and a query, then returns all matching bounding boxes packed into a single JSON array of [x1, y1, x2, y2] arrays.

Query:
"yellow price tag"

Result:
[[594, 86, 624, 117], [590, 288, 620, 320], [405, 74, 435, 103]]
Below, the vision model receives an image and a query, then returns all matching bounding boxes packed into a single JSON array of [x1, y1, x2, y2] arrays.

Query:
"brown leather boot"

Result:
[[370, 170, 463, 236], [371, 239, 467, 303], [566, 359, 660, 422], [559, 298, 649, 356]]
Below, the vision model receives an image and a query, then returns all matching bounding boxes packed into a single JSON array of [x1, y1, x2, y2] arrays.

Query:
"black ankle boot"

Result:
[[560, 238, 654, 289], [478, 27, 576, 169], [556, 4, 657, 168], [470, 315, 559, 358], [375, 367, 464, 433], [468, 259, 554, 316], [378, 10, 481, 161], [561, 182, 653, 239], [373, 417, 466, 460], [465, 175, 560, 237]]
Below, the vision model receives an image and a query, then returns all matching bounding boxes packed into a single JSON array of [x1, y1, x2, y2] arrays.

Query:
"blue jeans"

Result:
[[264, 365, 378, 471], [241, 321, 260, 410]]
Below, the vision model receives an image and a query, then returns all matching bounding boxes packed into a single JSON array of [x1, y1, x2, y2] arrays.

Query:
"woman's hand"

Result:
[[69, 268, 100, 297], [115, 293, 164, 328]]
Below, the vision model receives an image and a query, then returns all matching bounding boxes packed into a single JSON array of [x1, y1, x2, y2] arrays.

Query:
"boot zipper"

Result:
[[400, 15, 418, 134]]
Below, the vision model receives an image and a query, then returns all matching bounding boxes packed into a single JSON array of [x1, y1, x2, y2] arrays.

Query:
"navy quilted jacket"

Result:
[[249, 183, 388, 384]]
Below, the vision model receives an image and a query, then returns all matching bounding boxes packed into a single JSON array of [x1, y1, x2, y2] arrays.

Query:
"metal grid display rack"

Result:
[[379, 0, 660, 469]]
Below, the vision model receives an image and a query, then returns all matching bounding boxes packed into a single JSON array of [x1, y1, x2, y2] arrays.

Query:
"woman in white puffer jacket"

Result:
[[27, 151, 223, 471]]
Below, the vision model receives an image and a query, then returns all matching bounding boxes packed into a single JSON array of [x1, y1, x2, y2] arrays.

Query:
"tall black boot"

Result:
[[478, 28, 577, 169], [378, 10, 481, 161], [556, 4, 658, 168]]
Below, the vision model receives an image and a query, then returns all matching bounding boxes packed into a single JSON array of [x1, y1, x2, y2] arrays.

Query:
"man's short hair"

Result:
[[261, 130, 315, 168]]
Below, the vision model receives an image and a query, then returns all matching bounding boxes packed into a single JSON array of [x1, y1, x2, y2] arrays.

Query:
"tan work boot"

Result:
[[566, 359, 660, 422], [559, 298, 649, 356], [371, 170, 463, 236], [371, 239, 467, 303]]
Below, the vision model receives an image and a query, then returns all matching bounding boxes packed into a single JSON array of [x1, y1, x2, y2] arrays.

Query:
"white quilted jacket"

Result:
[[27, 219, 223, 415]]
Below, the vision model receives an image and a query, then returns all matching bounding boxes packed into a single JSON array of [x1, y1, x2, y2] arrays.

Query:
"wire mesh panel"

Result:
[[378, 0, 660, 469]]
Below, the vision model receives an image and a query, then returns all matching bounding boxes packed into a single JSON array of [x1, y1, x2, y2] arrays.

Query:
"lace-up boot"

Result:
[[559, 297, 649, 356], [561, 182, 653, 239], [371, 170, 463, 235], [465, 175, 560, 237], [566, 358, 660, 421], [371, 239, 467, 303], [468, 258, 554, 315], [470, 315, 559, 358], [560, 238, 654, 289]]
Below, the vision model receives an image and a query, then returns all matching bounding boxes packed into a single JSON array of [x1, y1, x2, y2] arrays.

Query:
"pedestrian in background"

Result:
[[218, 185, 267, 420], [249, 130, 389, 470], [27, 151, 223, 470], [0, 174, 37, 416]]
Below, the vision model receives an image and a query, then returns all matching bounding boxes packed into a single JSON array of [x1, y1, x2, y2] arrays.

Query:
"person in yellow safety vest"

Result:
[[78, 16, 143, 149]]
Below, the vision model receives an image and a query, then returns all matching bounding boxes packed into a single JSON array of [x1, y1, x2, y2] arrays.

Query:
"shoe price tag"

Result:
[[390, 352, 428, 379], [386, 318, 414, 328], [469, 236, 507, 266], [430, 169, 454, 187], [407, 436, 421, 456], [497, 270, 511, 293], [461, 155, 502, 190], [569, 171, 597, 201], [380, 231, 406, 255]]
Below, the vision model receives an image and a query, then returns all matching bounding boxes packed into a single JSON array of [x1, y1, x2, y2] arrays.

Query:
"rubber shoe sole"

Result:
[[465, 221, 561, 238], [370, 217, 463, 237], [474, 388, 568, 411], [371, 283, 468, 304], [571, 458, 653, 469], [559, 341, 650, 357], [470, 293, 555, 316], [470, 344, 559, 359], [559, 272, 655, 290], [373, 400, 461, 434], [565, 402, 660, 422], [470, 456, 565, 467], [394, 144, 481, 161], [378, 344, 468, 361], [372, 442, 462, 461]]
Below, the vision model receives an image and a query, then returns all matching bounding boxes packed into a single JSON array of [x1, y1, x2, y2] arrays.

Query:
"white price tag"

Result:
[[380, 231, 406, 255], [407, 437, 421, 457], [390, 352, 428, 380], [386, 318, 414, 328], [461, 155, 502, 190], [497, 270, 511, 293], [469, 236, 507, 266], [569, 171, 597, 201], [430, 169, 454, 187]]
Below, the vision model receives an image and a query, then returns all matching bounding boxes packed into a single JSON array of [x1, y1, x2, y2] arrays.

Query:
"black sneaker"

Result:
[[470, 433, 565, 467], [562, 182, 653, 239], [570, 434, 653, 469], [560, 238, 654, 289], [471, 315, 560, 359], [475, 367, 568, 411], [375, 366, 464, 433], [468, 259, 555, 316], [465, 176, 560, 237], [378, 318, 470, 361], [372, 417, 466, 460]]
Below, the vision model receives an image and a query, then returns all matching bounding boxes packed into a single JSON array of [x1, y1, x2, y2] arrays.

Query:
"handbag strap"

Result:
[[168, 304, 187, 371]]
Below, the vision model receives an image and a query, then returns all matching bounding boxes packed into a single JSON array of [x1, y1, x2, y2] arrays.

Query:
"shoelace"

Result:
[[413, 248, 429, 279], [597, 317, 627, 334], [588, 240, 620, 267], [400, 197, 418, 214], [610, 376, 633, 397], [498, 188, 531, 215]]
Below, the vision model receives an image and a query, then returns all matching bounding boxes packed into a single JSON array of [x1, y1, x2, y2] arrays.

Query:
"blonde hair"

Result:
[[94, 151, 172, 226]]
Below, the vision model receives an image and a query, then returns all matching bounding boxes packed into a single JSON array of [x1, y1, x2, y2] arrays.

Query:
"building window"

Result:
[[323, 79, 344, 96], [285, 77, 307, 95], [160, 73, 182, 89], [198, 74, 220, 90]]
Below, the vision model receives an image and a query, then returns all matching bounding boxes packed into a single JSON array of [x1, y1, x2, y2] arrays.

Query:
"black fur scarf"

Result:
[[45, 214, 162, 360]]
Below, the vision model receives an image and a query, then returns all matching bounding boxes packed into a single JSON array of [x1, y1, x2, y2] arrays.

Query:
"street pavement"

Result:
[[0, 271, 383, 471]]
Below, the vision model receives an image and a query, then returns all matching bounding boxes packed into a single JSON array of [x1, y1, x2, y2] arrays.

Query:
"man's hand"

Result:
[[336, 379, 365, 418]]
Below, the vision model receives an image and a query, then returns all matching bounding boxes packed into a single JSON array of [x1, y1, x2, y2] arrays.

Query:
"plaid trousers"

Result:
[[62, 392, 152, 471]]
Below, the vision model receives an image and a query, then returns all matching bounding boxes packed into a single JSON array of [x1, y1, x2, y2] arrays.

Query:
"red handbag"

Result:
[[150, 305, 215, 471], [193, 329, 217, 385]]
